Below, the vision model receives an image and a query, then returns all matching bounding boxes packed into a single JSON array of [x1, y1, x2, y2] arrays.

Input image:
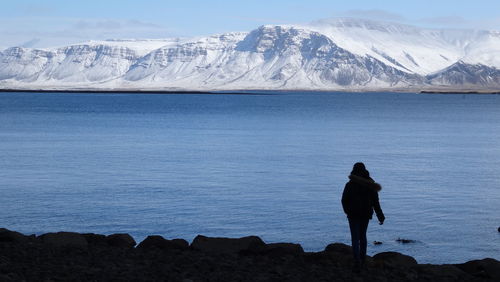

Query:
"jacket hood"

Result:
[[348, 174, 382, 192]]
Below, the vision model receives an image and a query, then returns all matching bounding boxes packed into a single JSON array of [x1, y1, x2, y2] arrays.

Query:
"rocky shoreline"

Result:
[[0, 228, 498, 281]]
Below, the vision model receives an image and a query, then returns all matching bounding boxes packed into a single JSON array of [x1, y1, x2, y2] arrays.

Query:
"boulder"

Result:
[[373, 252, 417, 268], [456, 258, 500, 280], [106, 233, 136, 248], [137, 235, 188, 250], [0, 228, 29, 243], [252, 243, 304, 256], [190, 235, 265, 254], [324, 243, 352, 255], [322, 243, 353, 264], [417, 264, 470, 281], [266, 243, 303, 254], [172, 239, 190, 249], [40, 232, 88, 248], [82, 233, 107, 246]]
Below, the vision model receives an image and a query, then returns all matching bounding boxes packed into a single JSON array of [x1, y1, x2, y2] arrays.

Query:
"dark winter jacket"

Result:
[[341, 174, 385, 221]]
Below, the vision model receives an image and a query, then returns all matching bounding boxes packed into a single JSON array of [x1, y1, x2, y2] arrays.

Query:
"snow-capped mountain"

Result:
[[1, 18, 498, 91]]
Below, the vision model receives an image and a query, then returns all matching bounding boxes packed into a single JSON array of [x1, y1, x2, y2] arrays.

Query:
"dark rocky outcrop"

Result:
[[324, 242, 352, 255], [456, 258, 500, 280], [248, 242, 304, 257], [39, 232, 88, 248], [190, 235, 265, 254], [373, 251, 418, 268], [82, 233, 107, 246], [0, 228, 498, 282], [0, 228, 30, 243], [416, 264, 472, 282], [105, 233, 136, 248], [137, 235, 188, 250]]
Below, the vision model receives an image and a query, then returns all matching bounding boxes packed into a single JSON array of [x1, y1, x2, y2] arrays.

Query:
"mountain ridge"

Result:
[[1, 18, 498, 91]]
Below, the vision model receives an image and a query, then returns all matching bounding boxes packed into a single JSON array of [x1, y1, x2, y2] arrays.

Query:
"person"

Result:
[[341, 162, 385, 272]]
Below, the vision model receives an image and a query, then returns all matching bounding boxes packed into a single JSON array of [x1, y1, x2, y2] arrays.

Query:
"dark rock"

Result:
[[106, 233, 136, 248], [324, 243, 351, 255], [0, 228, 497, 282], [417, 264, 470, 281], [498, 226, 499, 232], [190, 235, 265, 254], [172, 239, 190, 249], [0, 274, 14, 282], [0, 228, 28, 243], [373, 241, 383, 245], [251, 242, 304, 256], [373, 251, 418, 268], [82, 233, 107, 245], [323, 243, 352, 265], [137, 235, 188, 250], [456, 258, 500, 280], [396, 238, 416, 244], [40, 232, 88, 248]]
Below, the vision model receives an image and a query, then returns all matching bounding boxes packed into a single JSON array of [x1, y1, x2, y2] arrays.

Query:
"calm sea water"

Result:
[[0, 91, 499, 264]]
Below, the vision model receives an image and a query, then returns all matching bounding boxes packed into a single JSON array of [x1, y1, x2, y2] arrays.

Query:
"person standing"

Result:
[[341, 162, 385, 272]]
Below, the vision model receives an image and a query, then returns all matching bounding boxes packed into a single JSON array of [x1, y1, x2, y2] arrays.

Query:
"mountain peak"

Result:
[[0, 20, 498, 91]]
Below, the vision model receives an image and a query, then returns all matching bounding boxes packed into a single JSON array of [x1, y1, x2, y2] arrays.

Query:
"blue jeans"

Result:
[[348, 217, 369, 263]]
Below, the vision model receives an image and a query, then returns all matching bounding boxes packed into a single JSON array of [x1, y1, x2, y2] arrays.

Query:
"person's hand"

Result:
[[378, 215, 385, 225]]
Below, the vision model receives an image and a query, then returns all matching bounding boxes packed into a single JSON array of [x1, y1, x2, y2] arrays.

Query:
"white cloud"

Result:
[[0, 18, 176, 48], [343, 9, 406, 22], [320, 9, 499, 31]]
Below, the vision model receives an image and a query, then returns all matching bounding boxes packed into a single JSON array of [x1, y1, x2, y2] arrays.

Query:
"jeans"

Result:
[[348, 217, 370, 263]]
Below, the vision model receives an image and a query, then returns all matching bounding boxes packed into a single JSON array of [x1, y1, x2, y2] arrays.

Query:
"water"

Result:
[[0, 91, 499, 264]]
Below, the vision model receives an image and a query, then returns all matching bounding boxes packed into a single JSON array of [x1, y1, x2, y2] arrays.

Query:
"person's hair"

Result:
[[351, 162, 370, 178]]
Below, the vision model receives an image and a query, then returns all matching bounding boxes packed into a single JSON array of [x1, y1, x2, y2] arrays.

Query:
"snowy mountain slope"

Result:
[[427, 61, 500, 86], [0, 39, 183, 86], [0, 19, 498, 91], [306, 18, 499, 75], [120, 26, 421, 89], [460, 31, 500, 67]]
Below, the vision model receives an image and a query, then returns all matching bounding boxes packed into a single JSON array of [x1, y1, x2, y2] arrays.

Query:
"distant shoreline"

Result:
[[419, 90, 500, 94], [0, 88, 243, 95], [1, 88, 500, 95]]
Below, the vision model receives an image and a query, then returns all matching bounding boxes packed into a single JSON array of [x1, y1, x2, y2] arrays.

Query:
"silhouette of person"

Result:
[[341, 162, 385, 272]]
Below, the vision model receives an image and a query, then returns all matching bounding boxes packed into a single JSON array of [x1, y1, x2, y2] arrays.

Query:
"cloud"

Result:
[[415, 15, 500, 30], [20, 38, 41, 48], [342, 9, 406, 22], [127, 20, 163, 28], [0, 17, 177, 48], [18, 3, 56, 15], [422, 16, 468, 25], [478, 17, 500, 30], [74, 20, 122, 30], [316, 9, 499, 31], [229, 16, 289, 24], [73, 19, 164, 31]]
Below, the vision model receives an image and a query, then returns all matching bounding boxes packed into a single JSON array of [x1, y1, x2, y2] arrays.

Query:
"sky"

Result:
[[1, 0, 499, 48]]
